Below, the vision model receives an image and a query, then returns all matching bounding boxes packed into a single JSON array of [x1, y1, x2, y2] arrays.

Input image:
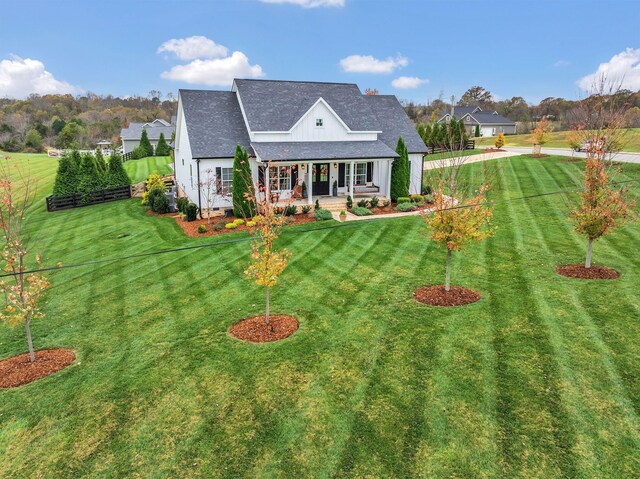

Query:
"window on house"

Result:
[[219, 167, 233, 195], [269, 165, 292, 191], [315, 118, 323, 127], [189, 164, 193, 188], [345, 162, 367, 186]]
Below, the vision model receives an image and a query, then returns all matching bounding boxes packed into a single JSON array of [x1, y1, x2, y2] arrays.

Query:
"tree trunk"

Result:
[[25, 319, 35, 363], [265, 285, 273, 332], [445, 249, 452, 292], [585, 237, 593, 269]]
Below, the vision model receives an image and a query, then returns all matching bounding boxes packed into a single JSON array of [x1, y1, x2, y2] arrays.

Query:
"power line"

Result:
[[1, 176, 639, 279]]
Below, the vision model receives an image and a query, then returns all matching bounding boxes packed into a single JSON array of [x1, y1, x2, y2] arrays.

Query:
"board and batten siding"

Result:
[[251, 100, 378, 142], [408, 153, 423, 195]]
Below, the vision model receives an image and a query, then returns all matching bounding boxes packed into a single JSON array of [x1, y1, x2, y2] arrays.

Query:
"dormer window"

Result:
[[315, 118, 323, 127]]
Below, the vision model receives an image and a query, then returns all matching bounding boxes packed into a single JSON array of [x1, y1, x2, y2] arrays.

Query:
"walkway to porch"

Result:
[[292, 194, 388, 212]]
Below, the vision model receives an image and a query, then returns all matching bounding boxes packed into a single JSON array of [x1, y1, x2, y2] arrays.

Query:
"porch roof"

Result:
[[251, 140, 398, 162]]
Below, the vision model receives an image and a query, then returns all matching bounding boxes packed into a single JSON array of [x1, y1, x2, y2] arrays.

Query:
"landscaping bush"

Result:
[[105, 151, 131, 188], [246, 220, 257, 227], [141, 172, 166, 205], [424, 194, 435, 204], [346, 196, 353, 209], [198, 224, 207, 234], [357, 199, 369, 208], [315, 208, 333, 221], [351, 206, 373, 216], [233, 218, 245, 225], [232, 145, 254, 218], [177, 197, 188, 213], [284, 205, 297, 216], [423, 184, 433, 195], [130, 146, 147, 160], [410, 194, 424, 203], [301, 205, 312, 214], [213, 221, 225, 231], [395, 202, 417, 212], [139, 129, 154, 157], [397, 197, 411, 204], [185, 203, 198, 221], [225, 223, 238, 229], [52, 152, 80, 196], [390, 137, 410, 201], [383, 200, 391, 207], [315, 199, 320, 211], [369, 196, 379, 208], [147, 184, 167, 213], [155, 132, 170, 156], [78, 152, 105, 203]]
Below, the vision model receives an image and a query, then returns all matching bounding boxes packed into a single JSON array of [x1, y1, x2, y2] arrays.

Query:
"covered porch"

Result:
[[251, 140, 397, 207]]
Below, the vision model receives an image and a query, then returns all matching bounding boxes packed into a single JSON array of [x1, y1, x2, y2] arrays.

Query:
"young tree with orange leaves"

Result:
[[426, 185, 494, 291], [571, 158, 635, 268], [242, 162, 292, 330], [530, 118, 552, 153], [0, 157, 51, 363]]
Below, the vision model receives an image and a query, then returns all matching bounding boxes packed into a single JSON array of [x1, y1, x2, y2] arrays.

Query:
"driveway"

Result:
[[498, 146, 640, 164], [423, 150, 521, 170]]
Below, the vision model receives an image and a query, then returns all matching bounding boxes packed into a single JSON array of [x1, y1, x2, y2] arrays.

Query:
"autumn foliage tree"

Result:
[[0, 158, 51, 363], [242, 163, 291, 330], [571, 158, 635, 268], [426, 186, 494, 290], [530, 118, 552, 151], [494, 132, 506, 149]]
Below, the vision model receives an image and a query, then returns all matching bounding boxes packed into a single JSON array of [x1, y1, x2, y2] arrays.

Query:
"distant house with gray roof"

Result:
[[120, 118, 175, 154], [438, 106, 516, 137], [174, 79, 427, 211]]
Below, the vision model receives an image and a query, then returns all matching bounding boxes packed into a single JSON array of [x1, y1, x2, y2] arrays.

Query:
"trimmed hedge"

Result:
[[351, 206, 373, 216], [395, 202, 416, 212], [315, 208, 333, 221]]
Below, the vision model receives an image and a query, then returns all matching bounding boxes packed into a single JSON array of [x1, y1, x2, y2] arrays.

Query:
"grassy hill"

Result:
[[1, 152, 639, 477], [475, 127, 640, 152]]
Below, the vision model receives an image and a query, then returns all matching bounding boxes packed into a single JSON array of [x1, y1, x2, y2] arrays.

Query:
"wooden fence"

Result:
[[46, 185, 132, 212], [427, 140, 475, 155]]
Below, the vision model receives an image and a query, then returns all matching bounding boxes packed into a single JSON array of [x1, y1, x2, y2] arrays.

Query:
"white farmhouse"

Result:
[[173, 79, 427, 211]]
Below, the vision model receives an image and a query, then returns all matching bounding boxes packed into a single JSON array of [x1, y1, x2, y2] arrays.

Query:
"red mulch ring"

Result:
[[556, 264, 620, 280], [229, 315, 299, 343], [369, 202, 434, 216], [483, 148, 506, 153], [414, 285, 481, 307], [0, 348, 75, 388]]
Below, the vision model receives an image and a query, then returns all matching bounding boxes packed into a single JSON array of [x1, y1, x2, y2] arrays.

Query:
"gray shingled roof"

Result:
[[251, 140, 398, 162], [234, 79, 380, 132], [363, 95, 428, 154], [120, 122, 175, 140], [180, 89, 251, 158], [467, 112, 515, 125]]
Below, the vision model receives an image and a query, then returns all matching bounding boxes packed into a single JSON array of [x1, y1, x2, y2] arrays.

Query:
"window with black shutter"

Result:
[[366, 162, 373, 182], [338, 163, 345, 187]]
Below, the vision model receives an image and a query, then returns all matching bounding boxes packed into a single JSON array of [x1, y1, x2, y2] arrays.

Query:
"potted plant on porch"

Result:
[[339, 209, 347, 222], [332, 180, 338, 197]]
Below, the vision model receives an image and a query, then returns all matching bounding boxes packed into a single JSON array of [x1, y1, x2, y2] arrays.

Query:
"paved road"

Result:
[[423, 150, 521, 170], [498, 146, 640, 164]]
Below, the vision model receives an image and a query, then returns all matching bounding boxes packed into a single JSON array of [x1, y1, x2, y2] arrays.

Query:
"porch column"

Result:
[[307, 162, 313, 205], [386, 159, 392, 199], [349, 160, 355, 197]]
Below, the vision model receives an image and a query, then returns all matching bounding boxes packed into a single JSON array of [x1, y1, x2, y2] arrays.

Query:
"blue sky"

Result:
[[1, 0, 639, 103]]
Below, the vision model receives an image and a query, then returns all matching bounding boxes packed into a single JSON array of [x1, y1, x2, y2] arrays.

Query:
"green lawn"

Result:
[[123, 156, 172, 183], [1, 152, 640, 478], [475, 127, 640, 152]]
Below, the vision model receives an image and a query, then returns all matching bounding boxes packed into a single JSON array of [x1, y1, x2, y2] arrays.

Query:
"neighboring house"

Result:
[[120, 118, 175, 154], [173, 79, 427, 211], [439, 106, 516, 137]]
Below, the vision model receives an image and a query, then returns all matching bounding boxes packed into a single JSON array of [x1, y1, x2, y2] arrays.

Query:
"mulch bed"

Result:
[[369, 202, 434, 216], [483, 148, 506, 153], [0, 348, 75, 388], [414, 285, 481, 307], [229, 315, 299, 343], [556, 264, 620, 280]]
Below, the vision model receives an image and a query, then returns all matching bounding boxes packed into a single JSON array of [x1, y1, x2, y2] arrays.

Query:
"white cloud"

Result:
[[160, 51, 265, 86], [578, 48, 640, 91], [391, 76, 429, 89], [157, 36, 228, 61], [259, 0, 345, 7], [0, 56, 78, 98], [339, 54, 409, 74], [554, 59, 570, 67]]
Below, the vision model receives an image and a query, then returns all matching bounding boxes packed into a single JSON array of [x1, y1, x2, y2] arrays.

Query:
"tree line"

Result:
[[401, 85, 640, 133], [0, 91, 176, 153]]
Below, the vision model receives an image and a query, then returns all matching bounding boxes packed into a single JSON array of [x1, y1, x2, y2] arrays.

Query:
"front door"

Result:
[[312, 163, 330, 196]]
